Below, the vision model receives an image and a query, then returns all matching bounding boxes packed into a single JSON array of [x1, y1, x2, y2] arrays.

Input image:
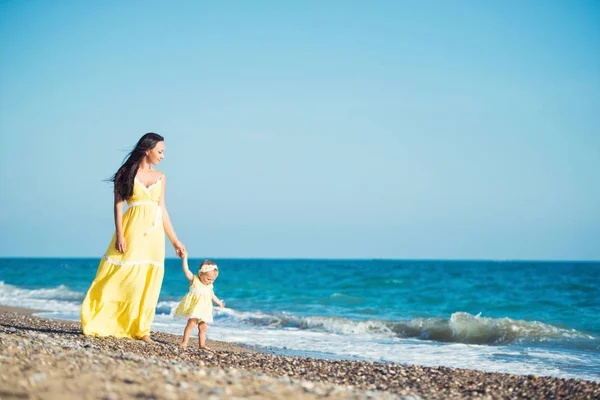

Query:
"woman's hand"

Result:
[[116, 234, 127, 253], [172, 240, 186, 258]]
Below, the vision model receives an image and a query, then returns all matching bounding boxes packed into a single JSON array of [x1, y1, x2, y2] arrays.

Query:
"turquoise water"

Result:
[[1, 258, 599, 381]]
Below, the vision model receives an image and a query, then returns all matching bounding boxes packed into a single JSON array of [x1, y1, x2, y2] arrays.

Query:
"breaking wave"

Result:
[[218, 309, 597, 347]]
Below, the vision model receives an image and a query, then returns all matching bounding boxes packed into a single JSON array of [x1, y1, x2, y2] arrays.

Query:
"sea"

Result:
[[0, 258, 598, 382]]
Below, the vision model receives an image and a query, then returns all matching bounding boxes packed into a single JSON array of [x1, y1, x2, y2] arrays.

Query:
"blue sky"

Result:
[[1, 1, 598, 259]]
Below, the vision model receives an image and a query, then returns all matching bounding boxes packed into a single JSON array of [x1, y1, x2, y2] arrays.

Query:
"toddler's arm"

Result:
[[181, 252, 194, 283], [212, 293, 225, 308]]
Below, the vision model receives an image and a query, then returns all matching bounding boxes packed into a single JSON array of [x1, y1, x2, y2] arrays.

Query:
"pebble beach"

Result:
[[1, 308, 598, 399]]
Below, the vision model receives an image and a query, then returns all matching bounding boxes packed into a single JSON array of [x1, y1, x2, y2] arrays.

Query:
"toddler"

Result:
[[174, 253, 225, 350]]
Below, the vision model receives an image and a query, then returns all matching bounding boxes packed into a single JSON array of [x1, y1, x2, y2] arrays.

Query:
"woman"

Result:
[[81, 133, 186, 342]]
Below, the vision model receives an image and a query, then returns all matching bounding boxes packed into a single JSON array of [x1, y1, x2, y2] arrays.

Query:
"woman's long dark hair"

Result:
[[110, 132, 164, 201]]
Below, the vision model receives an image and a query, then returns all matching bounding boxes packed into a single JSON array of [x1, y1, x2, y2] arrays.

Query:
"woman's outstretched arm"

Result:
[[159, 175, 186, 257]]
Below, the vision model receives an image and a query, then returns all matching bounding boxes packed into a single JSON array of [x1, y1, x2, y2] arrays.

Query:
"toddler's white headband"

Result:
[[200, 264, 218, 273]]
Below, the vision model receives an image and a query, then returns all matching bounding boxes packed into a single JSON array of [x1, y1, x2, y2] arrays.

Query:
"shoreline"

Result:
[[1, 307, 598, 399], [0, 305, 45, 315], [0, 305, 260, 355]]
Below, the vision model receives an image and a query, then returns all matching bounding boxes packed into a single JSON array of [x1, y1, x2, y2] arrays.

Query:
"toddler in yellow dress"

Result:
[[174, 253, 225, 350]]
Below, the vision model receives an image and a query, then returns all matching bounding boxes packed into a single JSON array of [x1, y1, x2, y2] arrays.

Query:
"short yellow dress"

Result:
[[175, 276, 215, 323], [80, 176, 165, 339]]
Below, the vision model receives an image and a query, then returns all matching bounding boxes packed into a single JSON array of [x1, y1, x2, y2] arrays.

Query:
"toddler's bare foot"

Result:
[[199, 345, 212, 351], [141, 335, 154, 344]]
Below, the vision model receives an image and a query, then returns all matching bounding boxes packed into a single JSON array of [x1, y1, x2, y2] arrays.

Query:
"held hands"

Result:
[[116, 234, 127, 253], [172, 240, 187, 258]]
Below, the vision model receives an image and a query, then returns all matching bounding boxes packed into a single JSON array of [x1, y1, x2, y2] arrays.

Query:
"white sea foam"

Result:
[[0, 281, 83, 313], [1, 281, 592, 347], [1, 281, 599, 382], [197, 308, 597, 346], [152, 312, 600, 382]]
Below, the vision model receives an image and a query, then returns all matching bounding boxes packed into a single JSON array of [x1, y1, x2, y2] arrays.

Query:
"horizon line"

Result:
[[0, 256, 598, 263]]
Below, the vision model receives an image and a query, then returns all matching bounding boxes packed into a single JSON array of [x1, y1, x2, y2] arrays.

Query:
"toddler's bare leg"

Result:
[[198, 322, 211, 350], [180, 318, 197, 346]]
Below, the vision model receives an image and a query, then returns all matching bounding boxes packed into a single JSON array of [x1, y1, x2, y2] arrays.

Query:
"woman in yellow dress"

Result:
[[80, 133, 186, 342]]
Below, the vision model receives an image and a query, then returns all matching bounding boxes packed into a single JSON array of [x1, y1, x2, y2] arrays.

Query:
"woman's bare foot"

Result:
[[179, 341, 188, 347], [141, 335, 154, 344]]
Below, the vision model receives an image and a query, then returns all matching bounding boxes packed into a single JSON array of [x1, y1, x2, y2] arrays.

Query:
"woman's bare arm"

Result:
[[114, 191, 126, 253], [159, 175, 186, 256]]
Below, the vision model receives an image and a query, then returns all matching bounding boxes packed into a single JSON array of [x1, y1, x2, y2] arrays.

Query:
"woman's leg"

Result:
[[138, 265, 165, 342], [181, 318, 198, 346], [141, 335, 153, 343], [197, 321, 211, 350]]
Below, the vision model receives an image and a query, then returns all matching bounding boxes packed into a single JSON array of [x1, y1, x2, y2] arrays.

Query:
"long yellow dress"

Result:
[[80, 176, 165, 339]]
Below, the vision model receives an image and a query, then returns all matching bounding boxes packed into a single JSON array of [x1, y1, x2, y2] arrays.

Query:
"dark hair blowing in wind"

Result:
[[110, 132, 164, 201]]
